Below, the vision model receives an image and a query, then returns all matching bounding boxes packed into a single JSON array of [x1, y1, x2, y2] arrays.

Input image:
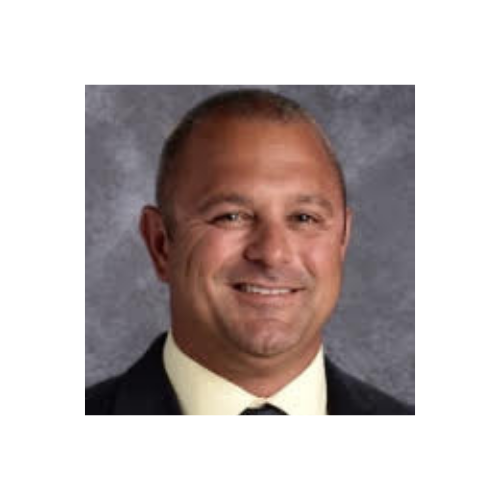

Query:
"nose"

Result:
[[243, 220, 293, 268]]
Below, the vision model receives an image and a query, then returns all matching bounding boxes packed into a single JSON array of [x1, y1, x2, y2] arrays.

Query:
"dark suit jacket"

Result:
[[86, 333, 414, 415]]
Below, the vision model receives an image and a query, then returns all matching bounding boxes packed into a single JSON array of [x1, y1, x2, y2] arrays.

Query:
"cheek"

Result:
[[302, 238, 344, 289], [172, 228, 244, 282]]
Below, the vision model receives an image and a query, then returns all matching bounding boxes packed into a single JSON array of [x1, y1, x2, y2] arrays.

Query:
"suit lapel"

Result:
[[324, 356, 372, 415], [113, 333, 183, 415]]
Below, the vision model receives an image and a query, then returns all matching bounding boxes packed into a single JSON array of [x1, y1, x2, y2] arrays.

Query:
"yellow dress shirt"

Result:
[[163, 331, 327, 415]]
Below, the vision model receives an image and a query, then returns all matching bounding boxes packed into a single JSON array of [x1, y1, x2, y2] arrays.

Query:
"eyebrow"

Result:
[[196, 192, 335, 216], [294, 195, 335, 216]]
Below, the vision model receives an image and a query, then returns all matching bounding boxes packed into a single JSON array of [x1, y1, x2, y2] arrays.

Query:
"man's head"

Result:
[[140, 89, 352, 377], [155, 90, 347, 239]]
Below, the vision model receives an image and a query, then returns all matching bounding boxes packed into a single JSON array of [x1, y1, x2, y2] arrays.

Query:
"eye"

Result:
[[292, 213, 318, 224], [211, 212, 252, 225]]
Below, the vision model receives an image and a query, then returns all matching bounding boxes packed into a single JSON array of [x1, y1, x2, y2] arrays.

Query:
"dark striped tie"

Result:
[[240, 404, 287, 415]]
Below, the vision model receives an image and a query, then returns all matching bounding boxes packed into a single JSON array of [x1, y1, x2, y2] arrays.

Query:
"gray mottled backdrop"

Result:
[[85, 85, 415, 405]]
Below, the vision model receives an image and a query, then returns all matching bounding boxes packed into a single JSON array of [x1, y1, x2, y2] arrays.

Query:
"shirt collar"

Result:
[[163, 331, 327, 415]]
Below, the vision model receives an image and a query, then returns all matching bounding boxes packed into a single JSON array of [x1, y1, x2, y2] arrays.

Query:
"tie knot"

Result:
[[240, 404, 287, 415]]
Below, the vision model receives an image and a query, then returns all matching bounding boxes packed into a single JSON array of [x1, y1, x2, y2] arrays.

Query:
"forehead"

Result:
[[173, 117, 341, 205], [180, 116, 331, 165]]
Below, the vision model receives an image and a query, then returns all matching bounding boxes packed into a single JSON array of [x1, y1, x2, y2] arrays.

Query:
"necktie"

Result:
[[240, 404, 288, 415]]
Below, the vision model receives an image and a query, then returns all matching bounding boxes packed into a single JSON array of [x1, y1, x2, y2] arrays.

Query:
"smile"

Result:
[[233, 284, 303, 304], [235, 284, 296, 296]]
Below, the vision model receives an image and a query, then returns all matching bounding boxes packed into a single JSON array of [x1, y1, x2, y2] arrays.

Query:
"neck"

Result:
[[172, 329, 322, 398]]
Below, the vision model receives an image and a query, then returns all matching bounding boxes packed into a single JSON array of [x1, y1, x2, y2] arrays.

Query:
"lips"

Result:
[[232, 283, 303, 306], [232, 282, 302, 296]]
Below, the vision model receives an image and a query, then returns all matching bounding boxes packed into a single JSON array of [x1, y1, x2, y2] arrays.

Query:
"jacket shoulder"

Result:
[[344, 371, 414, 415], [85, 376, 121, 415], [325, 358, 414, 415]]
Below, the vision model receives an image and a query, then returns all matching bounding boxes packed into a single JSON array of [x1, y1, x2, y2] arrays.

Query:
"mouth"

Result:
[[232, 283, 303, 297]]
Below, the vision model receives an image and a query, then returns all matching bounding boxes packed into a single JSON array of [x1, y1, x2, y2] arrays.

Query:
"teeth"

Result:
[[239, 284, 293, 295]]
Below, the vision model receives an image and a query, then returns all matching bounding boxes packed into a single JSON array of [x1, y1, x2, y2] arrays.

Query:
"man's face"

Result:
[[160, 118, 350, 364]]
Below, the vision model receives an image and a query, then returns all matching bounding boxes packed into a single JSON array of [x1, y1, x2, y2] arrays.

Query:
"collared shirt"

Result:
[[163, 331, 327, 415]]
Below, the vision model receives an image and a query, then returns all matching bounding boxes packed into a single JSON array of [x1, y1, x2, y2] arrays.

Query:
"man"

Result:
[[86, 89, 414, 415]]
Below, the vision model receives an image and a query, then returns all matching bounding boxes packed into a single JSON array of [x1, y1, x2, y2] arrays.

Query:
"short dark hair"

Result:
[[156, 89, 347, 231]]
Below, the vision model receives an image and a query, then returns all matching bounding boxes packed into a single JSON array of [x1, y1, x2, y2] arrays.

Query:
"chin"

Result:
[[225, 321, 302, 358]]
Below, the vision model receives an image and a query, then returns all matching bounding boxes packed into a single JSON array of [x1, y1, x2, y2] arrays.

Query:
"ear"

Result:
[[139, 205, 172, 283], [340, 207, 353, 262]]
